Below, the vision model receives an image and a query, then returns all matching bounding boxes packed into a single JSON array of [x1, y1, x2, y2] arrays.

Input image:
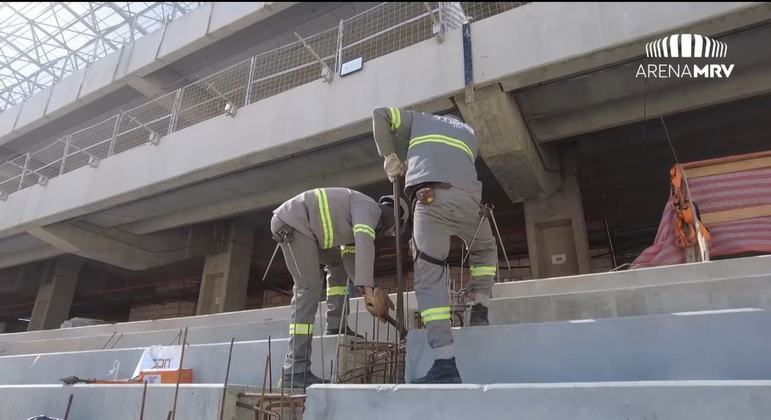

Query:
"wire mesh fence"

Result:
[[113, 92, 176, 155], [340, 2, 436, 64], [0, 2, 521, 200], [175, 60, 251, 131], [248, 26, 339, 105]]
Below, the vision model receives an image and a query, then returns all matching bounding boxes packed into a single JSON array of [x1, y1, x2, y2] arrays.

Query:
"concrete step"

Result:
[[305, 381, 771, 420], [2, 255, 768, 355], [406, 308, 771, 383], [494, 254, 771, 299], [0, 335, 341, 385], [0, 383, 256, 420], [489, 272, 771, 324]]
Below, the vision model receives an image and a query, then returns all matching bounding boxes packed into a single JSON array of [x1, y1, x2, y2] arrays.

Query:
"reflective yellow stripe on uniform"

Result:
[[314, 188, 334, 248], [353, 224, 376, 239], [421, 306, 451, 323], [470, 266, 497, 277], [289, 323, 314, 335], [326, 286, 348, 297], [388, 107, 401, 130], [340, 245, 356, 256], [409, 134, 474, 160]]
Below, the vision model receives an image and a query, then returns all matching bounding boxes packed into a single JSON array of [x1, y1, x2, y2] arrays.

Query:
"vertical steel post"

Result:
[[168, 89, 182, 135], [393, 177, 405, 341], [334, 19, 345, 76], [18, 153, 30, 191], [108, 113, 122, 157], [244, 57, 256, 106], [59, 136, 71, 175]]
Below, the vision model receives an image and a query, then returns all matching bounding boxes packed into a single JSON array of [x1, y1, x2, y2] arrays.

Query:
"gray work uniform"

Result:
[[271, 188, 381, 373], [372, 107, 497, 350]]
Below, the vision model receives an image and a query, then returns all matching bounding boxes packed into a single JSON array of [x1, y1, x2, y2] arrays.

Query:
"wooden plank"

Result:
[[684, 155, 771, 178], [702, 204, 771, 225], [682, 150, 771, 169]]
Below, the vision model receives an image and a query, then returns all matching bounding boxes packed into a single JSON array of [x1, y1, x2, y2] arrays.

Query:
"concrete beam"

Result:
[[25, 221, 222, 270], [0, 246, 64, 270], [532, 61, 771, 142], [124, 164, 385, 235], [27, 257, 83, 331], [456, 84, 560, 202]]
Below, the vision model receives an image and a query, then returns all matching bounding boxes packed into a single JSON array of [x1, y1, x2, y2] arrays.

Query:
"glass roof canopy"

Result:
[[0, 2, 202, 112]]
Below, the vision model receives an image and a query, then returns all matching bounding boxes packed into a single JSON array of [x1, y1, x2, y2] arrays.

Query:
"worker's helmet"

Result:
[[378, 195, 410, 237]]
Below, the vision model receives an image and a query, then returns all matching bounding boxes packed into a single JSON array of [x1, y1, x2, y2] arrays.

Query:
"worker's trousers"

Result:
[[271, 215, 353, 373], [412, 186, 497, 350], [322, 249, 355, 332]]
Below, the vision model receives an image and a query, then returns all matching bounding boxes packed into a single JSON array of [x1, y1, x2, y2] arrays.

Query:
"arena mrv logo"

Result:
[[636, 34, 734, 79]]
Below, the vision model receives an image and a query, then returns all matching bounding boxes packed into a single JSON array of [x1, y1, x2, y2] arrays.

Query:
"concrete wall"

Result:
[[305, 381, 771, 420], [0, 2, 763, 239], [0, 384, 251, 420], [0, 335, 340, 385], [406, 309, 771, 383]]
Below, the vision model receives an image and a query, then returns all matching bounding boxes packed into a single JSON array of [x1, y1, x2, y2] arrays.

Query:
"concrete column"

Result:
[[455, 83, 561, 202], [196, 220, 254, 315], [28, 257, 83, 331], [524, 176, 591, 279]]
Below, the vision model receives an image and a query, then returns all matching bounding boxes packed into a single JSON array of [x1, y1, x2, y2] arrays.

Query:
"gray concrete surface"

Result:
[[305, 381, 771, 420], [406, 309, 771, 383], [1, 2, 764, 243], [0, 335, 340, 385], [489, 272, 771, 324], [0, 383, 253, 420], [2, 255, 769, 354], [493, 254, 771, 298]]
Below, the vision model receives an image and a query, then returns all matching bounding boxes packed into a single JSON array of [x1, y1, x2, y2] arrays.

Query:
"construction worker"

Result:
[[270, 187, 406, 389], [372, 107, 498, 384]]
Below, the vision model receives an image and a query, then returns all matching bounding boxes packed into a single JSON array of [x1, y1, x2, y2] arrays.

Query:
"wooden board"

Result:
[[702, 204, 771, 225], [685, 155, 771, 178]]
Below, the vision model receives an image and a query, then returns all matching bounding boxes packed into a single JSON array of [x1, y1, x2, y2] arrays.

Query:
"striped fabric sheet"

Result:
[[632, 167, 771, 268]]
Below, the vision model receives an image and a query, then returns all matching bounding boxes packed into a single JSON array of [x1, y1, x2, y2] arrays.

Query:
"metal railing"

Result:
[[0, 2, 524, 200]]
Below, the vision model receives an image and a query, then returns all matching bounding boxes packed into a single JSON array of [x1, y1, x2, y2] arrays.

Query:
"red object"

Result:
[[633, 159, 771, 268]]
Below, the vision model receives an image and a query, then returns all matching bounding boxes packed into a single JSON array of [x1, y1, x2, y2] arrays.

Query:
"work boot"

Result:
[[469, 303, 489, 326], [325, 326, 364, 339], [278, 370, 328, 391], [411, 358, 462, 384]]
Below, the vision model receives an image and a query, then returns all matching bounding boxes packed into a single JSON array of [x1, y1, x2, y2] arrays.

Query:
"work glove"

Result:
[[383, 153, 405, 182], [363, 287, 395, 320], [271, 224, 294, 243]]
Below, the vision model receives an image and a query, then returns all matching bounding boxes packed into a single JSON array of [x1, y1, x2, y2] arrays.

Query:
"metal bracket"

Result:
[[123, 113, 161, 145], [295, 32, 334, 83], [87, 155, 100, 168], [37, 174, 48, 187], [0, 191, 8, 201], [200, 81, 238, 117], [425, 3, 445, 43]]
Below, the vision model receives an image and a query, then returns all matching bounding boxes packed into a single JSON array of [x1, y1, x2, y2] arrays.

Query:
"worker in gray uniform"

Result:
[[271, 187, 404, 389], [372, 106, 498, 384]]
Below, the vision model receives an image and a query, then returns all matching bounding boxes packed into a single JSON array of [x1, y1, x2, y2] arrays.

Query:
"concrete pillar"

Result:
[[196, 220, 255, 315], [524, 176, 591, 279], [455, 84, 561, 202], [28, 257, 83, 331]]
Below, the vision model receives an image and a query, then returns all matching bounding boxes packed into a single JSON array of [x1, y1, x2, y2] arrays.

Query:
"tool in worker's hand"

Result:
[[364, 288, 407, 337], [391, 176, 406, 340]]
